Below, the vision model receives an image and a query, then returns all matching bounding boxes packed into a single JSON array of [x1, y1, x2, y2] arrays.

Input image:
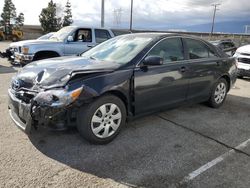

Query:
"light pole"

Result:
[[130, 0, 133, 31], [210, 3, 220, 38], [101, 0, 105, 28]]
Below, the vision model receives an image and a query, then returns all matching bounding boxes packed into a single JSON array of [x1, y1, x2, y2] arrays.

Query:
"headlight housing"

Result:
[[34, 87, 83, 107], [21, 46, 29, 54]]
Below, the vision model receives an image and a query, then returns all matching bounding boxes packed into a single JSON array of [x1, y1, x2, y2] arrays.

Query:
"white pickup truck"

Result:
[[1, 26, 117, 65]]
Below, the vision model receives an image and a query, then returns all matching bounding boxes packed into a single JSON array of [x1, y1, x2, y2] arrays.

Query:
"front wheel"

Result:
[[77, 94, 126, 144], [207, 78, 228, 108]]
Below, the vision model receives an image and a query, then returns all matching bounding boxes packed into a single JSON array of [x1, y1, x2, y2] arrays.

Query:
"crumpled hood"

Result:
[[14, 56, 120, 89], [10, 39, 61, 47], [236, 45, 250, 54]]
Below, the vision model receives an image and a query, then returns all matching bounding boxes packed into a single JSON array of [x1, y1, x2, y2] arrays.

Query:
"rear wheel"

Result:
[[207, 78, 228, 108], [77, 94, 126, 144]]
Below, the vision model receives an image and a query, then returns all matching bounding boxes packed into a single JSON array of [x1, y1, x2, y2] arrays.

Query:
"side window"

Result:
[[185, 38, 210, 59], [208, 48, 218, 57], [74, 29, 92, 42], [147, 38, 184, 63], [95, 29, 111, 43], [224, 42, 234, 48]]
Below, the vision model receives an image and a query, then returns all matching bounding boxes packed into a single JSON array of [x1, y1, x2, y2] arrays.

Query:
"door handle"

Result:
[[179, 66, 186, 73]]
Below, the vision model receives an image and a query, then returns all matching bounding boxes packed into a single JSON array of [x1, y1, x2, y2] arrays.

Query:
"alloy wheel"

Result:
[[91, 103, 122, 138], [214, 82, 226, 104]]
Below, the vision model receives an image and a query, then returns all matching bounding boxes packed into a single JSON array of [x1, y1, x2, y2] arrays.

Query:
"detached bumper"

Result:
[[8, 89, 32, 133]]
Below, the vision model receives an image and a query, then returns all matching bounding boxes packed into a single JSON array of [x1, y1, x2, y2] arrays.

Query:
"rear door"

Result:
[[183, 38, 222, 101], [134, 37, 190, 114], [64, 28, 95, 55], [94, 29, 112, 44]]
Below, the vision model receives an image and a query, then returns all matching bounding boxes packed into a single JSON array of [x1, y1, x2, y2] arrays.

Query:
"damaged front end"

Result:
[[8, 56, 118, 134], [8, 84, 84, 133]]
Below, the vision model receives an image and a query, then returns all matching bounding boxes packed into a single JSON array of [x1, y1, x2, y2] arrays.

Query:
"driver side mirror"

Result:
[[67, 36, 74, 42], [143, 56, 163, 66]]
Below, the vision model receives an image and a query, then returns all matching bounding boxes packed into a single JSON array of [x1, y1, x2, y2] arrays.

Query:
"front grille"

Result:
[[15, 92, 36, 103], [238, 58, 250, 64], [240, 53, 250, 56]]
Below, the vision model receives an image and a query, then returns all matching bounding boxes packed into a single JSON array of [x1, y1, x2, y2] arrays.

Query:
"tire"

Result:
[[77, 94, 127, 144], [207, 78, 228, 108]]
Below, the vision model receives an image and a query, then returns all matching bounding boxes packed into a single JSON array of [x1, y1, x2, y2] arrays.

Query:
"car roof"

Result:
[[118, 32, 206, 41], [66, 25, 112, 30]]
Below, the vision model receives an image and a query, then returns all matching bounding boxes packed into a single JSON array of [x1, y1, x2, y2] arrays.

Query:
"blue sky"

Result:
[[0, 0, 249, 30]]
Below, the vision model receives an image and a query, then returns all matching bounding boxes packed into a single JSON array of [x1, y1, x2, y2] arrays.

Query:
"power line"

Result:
[[113, 8, 122, 27]]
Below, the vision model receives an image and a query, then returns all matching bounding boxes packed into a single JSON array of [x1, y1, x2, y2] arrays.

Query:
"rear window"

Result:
[[95, 29, 111, 43]]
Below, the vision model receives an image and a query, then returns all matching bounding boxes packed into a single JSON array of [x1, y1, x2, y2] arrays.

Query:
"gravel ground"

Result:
[[0, 41, 250, 188]]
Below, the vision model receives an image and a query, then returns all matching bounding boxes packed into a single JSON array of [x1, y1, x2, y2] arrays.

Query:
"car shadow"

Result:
[[0, 64, 18, 74], [240, 77, 250, 82], [28, 94, 250, 187]]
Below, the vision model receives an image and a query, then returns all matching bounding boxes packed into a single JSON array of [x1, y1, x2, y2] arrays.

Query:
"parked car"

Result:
[[0, 32, 55, 62], [8, 33, 237, 144], [234, 44, 250, 78], [37, 32, 55, 40], [210, 39, 237, 56], [1, 26, 115, 65]]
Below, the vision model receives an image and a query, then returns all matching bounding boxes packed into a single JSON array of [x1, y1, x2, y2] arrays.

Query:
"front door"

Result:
[[134, 37, 190, 114]]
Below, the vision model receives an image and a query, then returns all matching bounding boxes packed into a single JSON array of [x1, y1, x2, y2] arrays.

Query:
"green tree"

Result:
[[15, 12, 24, 29], [39, 0, 60, 33], [0, 0, 16, 34], [62, 0, 73, 27]]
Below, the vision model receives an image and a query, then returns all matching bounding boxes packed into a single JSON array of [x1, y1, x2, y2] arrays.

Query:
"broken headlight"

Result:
[[34, 87, 83, 107]]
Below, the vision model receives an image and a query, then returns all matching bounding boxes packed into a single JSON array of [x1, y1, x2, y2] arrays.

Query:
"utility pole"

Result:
[[101, 0, 105, 28], [210, 3, 220, 38], [130, 0, 133, 31]]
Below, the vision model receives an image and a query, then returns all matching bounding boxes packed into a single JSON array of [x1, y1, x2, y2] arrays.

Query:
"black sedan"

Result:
[[8, 33, 237, 144]]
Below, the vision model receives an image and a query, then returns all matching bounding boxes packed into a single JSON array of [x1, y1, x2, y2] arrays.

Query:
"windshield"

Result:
[[38, 32, 55, 40], [81, 35, 154, 64], [49, 26, 75, 41]]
